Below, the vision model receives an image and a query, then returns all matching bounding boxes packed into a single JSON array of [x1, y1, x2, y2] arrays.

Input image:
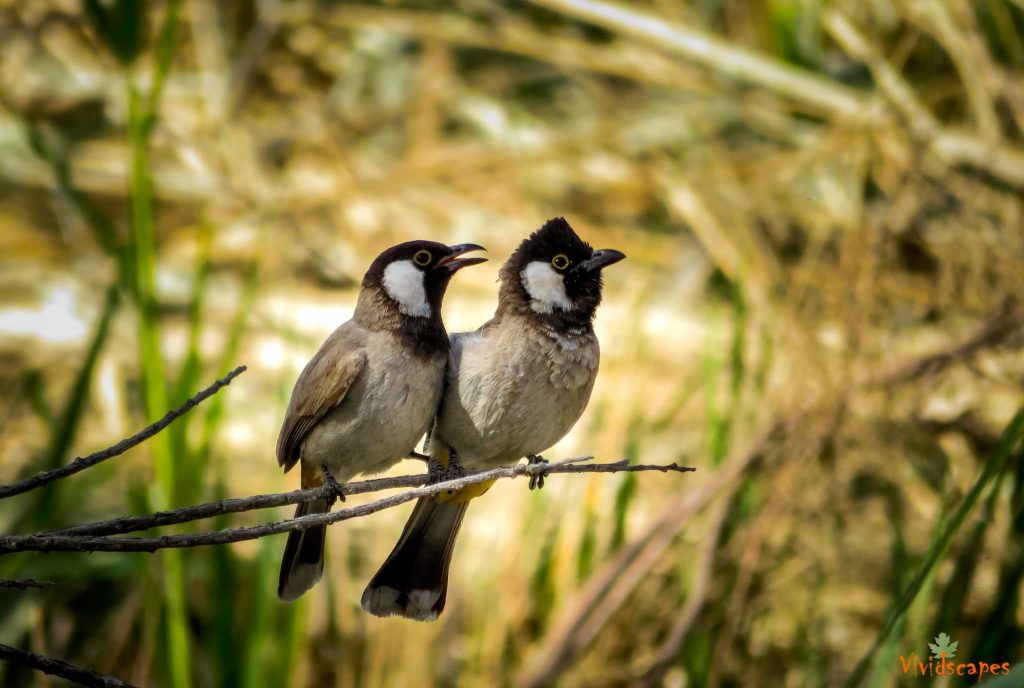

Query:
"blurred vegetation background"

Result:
[[1, 0, 1023, 686]]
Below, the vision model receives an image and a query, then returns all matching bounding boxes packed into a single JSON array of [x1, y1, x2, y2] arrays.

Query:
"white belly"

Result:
[[302, 338, 444, 481], [435, 324, 598, 468]]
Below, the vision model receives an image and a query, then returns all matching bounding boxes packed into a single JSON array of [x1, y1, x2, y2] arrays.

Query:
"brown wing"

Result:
[[276, 322, 368, 471]]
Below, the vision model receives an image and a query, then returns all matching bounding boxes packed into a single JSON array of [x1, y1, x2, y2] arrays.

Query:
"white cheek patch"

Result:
[[382, 260, 430, 318], [521, 261, 572, 313]]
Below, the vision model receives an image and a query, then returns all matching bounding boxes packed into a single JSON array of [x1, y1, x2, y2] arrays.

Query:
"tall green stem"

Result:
[[126, 79, 190, 688], [123, 1, 188, 683]]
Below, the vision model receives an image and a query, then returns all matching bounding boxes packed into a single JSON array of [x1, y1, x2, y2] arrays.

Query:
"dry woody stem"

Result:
[[0, 578, 54, 590], [0, 459, 694, 554], [0, 643, 136, 688]]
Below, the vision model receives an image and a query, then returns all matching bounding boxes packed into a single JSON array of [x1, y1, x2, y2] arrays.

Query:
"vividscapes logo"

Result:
[[898, 633, 1011, 682]]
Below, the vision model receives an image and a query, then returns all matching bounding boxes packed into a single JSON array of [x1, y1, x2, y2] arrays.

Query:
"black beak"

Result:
[[574, 248, 626, 273], [437, 243, 487, 272]]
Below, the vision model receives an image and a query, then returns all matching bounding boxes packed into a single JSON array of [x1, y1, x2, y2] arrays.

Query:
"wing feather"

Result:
[[276, 323, 368, 471]]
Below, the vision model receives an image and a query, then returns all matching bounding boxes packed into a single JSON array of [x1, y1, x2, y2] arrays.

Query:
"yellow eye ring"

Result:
[[551, 254, 570, 270], [413, 250, 432, 266]]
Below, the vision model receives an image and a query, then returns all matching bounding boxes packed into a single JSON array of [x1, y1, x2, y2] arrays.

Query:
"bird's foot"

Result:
[[321, 464, 346, 504], [427, 450, 465, 485], [527, 455, 549, 490], [427, 457, 445, 483]]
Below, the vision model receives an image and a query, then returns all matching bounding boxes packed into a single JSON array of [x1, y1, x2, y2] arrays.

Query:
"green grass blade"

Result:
[[526, 523, 561, 640], [933, 467, 1006, 641], [25, 124, 122, 259], [123, 3, 187, 683], [845, 407, 1024, 687], [209, 539, 239, 688], [703, 337, 730, 466], [43, 285, 119, 472], [169, 221, 213, 503], [171, 221, 213, 406], [728, 280, 747, 401], [976, 661, 1024, 687], [20, 369, 53, 427], [575, 505, 597, 582], [146, 0, 182, 117], [126, 81, 188, 688], [609, 432, 639, 553], [197, 256, 260, 463], [241, 538, 277, 688], [14, 285, 119, 533]]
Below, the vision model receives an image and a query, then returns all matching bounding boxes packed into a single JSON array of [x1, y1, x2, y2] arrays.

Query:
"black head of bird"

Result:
[[357, 241, 486, 352], [498, 217, 625, 328], [363, 241, 487, 318]]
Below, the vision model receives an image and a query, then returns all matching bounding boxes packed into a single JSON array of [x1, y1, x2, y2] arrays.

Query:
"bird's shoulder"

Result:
[[450, 313, 598, 388]]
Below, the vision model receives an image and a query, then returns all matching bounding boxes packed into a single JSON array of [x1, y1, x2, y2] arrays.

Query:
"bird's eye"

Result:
[[551, 254, 570, 270], [413, 250, 432, 266]]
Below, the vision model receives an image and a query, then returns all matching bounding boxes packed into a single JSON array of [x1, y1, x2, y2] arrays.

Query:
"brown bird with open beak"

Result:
[[277, 240, 486, 602]]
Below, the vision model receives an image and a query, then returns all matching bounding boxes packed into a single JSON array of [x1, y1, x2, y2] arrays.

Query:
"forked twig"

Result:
[[0, 459, 695, 554], [0, 578, 54, 590]]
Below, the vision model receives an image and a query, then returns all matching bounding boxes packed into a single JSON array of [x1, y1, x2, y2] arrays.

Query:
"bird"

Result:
[[276, 240, 486, 602], [362, 217, 624, 620]]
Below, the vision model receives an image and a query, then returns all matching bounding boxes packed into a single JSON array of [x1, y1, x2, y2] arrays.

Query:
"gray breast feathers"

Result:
[[437, 320, 599, 465]]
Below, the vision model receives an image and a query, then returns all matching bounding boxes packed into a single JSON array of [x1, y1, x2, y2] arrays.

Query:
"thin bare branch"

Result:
[[871, 299, 1023, 387], [0, 643, 136, 688], [44, 474, 428, 537], [0, 366, 247, 500], [0, 578, 54, 590], [637, 494, 732, 687], [42, 457, 597, 537], [0, 459, 694, 554]]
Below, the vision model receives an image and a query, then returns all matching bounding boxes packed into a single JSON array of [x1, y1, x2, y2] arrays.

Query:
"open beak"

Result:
[[437, 243, 487, 272], [574, 248, 626, 273]]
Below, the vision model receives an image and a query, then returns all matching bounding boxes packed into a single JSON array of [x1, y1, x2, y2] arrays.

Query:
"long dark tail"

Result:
[[278, 497, 329, 602], [361, 497, 468, 621]]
